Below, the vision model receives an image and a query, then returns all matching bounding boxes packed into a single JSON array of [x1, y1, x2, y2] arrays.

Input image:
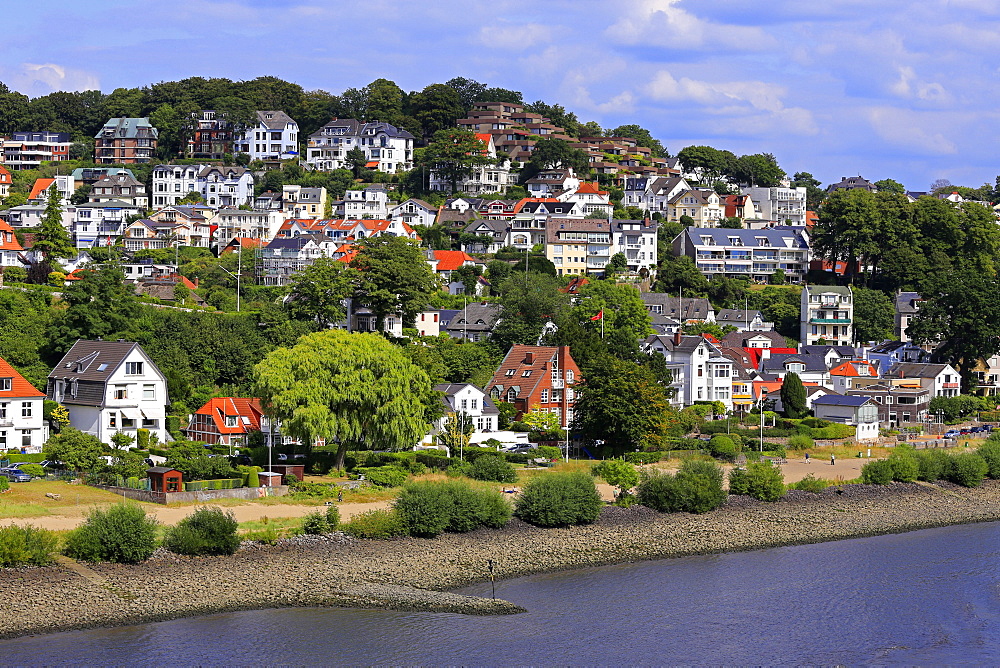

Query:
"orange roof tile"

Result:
[[193, 397, 263, 435], [0, 357, 44, 397], [433, 250, 474, 272], [0, 219, 22, 251], [29, 178, 55, 201], [830, 361, 879, 377], [576, 182, 607, 195], [0, 165, 11, 186]]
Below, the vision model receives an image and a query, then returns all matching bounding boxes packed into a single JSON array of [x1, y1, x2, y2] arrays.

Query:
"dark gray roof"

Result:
[[896, 292, 923, 314], [759, 353, 832, 374], [198, 166, 249, 179], [50, 340, 139, 383], [433, 383, 500, 415], [721, 330, 787, 348], [886, 362, 950, 378], [446, 303, 500, 333], [716, 309, 762, 324], [801, 345, 856, 357], [642, 334, 709, 354], [680, 227, 808, 248], [640, 294, 714, 320], [256, 110, 296, 130], [518, 201, 577, 215], [92, 173, 142, 188], [264, 236, 316, 250]]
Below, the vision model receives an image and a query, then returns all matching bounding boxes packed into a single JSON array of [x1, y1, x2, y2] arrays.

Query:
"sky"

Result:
[[2, 0, 999, 192]]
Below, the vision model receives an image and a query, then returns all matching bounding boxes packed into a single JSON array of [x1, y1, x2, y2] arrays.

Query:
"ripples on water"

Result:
[[6, 522, 1000, 665]]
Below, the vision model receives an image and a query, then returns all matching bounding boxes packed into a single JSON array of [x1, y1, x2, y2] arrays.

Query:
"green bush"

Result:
[[394, 480, 511, 537], [593, 460, 640, 498], [623, 451, 664, 464], [810, 424, 856, 439], [727, 461, 785, 501], [977, 441, 1000, 479], [468, 455, 517, 483], [64, 504, 159, 563], [948, 453, 989, 488], [915, 449, 951, 482], [357, 465, 409, 488], [637, 460, 726, 514], [0, 476, 9, 493], [514, 472, 603, 527], [530, 446, 562, 460], [886, 452, 919, 482], [788, 473, 830, 492], [325, 504, 340, 528], [163, 506, 241, 556], [708, 435, 738, 461], [302, 511, 332, 535], [787, 434, 814, 450], [17, 463, 45, 478], [340, 509, 407, 539], [861, 459, 893, 485], [0, 525, 58, 567]]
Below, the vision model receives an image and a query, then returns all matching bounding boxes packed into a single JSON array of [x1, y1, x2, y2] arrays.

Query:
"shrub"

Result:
[[163, 506, 241, 556], [708, 435, 738, 461], [394, 480, 512, 537], [64, 504, 158, 563], [340, 509, 407, 539], [284, 471, 299, 484], [637, 460, 726, 514], [915, 449, 951, 482], [624, 451, 663, 464], [728, 461, 785, 501], [16, 463, 45, 478], [886, 452, 919, 482], [514, 472, 603, 527], [787, 434, 814, 450], [302, 511, 332, 535], [357, 466, 409, 488], [325, 504, 340, 528], [593, 460, 639, 503], [468, 455, 517, 483], [530, 446, 562, 460], [861, 459, 893, 485], [977, 441, 1000, 479], [948, 453, 989, 488], [788, 473, 830, 493], [445, 461, 472, 478], [0, 525, 58, 567], [0, 476, 8, 493]]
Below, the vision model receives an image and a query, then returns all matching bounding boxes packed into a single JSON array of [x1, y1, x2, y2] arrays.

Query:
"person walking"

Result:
[[831, 454, 836, 465], [805, 452, 810, 463]]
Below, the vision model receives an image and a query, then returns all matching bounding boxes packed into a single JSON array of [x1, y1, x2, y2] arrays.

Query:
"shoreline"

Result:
[[4, 479, 1000, 640]]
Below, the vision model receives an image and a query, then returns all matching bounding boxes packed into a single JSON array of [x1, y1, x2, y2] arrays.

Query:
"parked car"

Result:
[[1, 469, 33, 483], [230, 454, 252, 466], [277, 453, 288, 461], [944, 430, 960, 439]]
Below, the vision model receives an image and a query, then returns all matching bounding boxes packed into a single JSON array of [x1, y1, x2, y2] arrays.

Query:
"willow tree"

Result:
[[253, 330, 434, 470]]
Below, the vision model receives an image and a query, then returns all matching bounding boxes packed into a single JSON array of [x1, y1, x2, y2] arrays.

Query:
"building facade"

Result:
[[94, 118, 158, 164]]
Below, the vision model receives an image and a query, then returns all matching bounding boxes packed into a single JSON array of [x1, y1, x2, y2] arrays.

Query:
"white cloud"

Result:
[[480, 23, 553, 51], [5, 63, 100, 96], [606, 0, 774, 50], [888, 66, 950, 103], [868, 107, 958, 155]]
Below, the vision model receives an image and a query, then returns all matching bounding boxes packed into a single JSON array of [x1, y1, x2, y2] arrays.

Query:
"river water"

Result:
[[5, 521, 1000, 665]]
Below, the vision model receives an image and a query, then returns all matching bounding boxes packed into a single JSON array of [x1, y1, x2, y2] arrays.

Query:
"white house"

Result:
[[742, 186, 808, 226], [801, 285, 854, 346], [430, 383, 501, 438], [811, 394, 880, 441], [389, 198, 438, 229], [73, 201, 143, 248], [336, 186, 389, 220], [0, 357, 48, 453], [47, 340, 170, 445], [232, 111, 299, 162], [642, 333, 734, 411], [305, 118, 414, 173], [152, 164, 255, 208]]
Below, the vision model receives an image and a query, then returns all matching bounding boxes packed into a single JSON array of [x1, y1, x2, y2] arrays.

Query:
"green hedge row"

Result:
[[182, 478, 243, 491]]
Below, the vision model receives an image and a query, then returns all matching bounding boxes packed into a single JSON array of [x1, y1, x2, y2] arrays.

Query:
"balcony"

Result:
[[810, 318, 852, 324], [943, 383, 959, 389], [551, 379, 565, 389]]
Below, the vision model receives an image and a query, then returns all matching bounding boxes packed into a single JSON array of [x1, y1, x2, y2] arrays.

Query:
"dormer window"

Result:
[[0, 378, 10, 391], [225, 415, 238, 428]]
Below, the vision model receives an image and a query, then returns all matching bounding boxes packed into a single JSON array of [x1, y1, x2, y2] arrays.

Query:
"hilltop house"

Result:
[[0, 357, 48, 453], [485, 345, 581, 427]]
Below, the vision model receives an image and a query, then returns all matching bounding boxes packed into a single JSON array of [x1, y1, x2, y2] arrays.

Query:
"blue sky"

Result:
[[3, 0, 998, 191]]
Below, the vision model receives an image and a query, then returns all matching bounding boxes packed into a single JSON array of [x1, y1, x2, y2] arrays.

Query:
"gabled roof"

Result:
[[486, 345, 577, 402], [715, 309, 762, 324], [433, 250, 475, 272], [446, 303, 500, 332], [720, 330, 787, 349], [0, 165, 11, 186], [830, 360, 879, 377], [0, 357, 44, 398], [434, 383, 500, 416], [192, 397, 263, 435], [886, 362, 952, 378], [896, 291, 923, 314], [255, 110, 297, 130], [29, 178, 55, 201], [759, 353, 832, 374]]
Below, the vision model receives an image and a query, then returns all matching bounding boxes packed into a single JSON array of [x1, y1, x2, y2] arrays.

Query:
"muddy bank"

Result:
[[3, 480, 1000, 640]]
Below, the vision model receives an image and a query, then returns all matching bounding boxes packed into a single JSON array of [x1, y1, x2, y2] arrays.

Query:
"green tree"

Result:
[[732, 153, 785, 187], [770, 269, 786, 285], [874, 178, 905, 194], [345, 147, 367, 179], [780, 372, 808, 419], [527, 137, 590, 174], [285, 257, 352, 328], [50, 264, 144, 352], [676, 145, 736, 183], [572, 281, 652, 341], [437, 411, 473, 453], [253, 330, 433, 470], [421, 129, 492, 193], [653, 255, 710, 296], [350, 235, 438, 330], [593, 459, 640, 500], [410, 83, 465, 137], [719, 217, 742, 229], [31, 185, 75, 278], [572, 357, 679, 455], [491, 272, 569, 351], [43, 428, 105, 472], [608, 124, 668, 158], [853, 287, 894, 343], [790, 171, 826, 209]]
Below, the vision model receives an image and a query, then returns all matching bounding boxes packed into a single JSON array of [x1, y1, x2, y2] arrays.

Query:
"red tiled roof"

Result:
[[575, 182, 607, 195], [0, 219, 22, 251], [193, 397, 263, 435], [0, 357, 44, 397], [180, 276, 197, 290], [433, 250, 474, 272], [0, 165, 11, 186], [831, 360, 879, 377], [29, 178, 55, 201]]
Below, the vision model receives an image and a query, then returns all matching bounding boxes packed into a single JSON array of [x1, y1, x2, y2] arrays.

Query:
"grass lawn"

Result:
[[0, 479, 159, 519]]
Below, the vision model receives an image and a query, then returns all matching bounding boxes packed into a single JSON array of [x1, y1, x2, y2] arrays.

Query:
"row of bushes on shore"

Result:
[[861, 440, 1000, 488]]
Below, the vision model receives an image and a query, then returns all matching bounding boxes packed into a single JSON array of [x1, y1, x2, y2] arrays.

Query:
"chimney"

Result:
[[673, 330, 683, 346], [524, 351, 534, 364]]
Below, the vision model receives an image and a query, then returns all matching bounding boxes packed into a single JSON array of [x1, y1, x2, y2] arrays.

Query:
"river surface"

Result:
[[5, 521, 1000, 665]]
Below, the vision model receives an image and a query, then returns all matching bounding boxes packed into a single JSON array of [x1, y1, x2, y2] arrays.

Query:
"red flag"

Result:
[[590, 310, 603, 321]]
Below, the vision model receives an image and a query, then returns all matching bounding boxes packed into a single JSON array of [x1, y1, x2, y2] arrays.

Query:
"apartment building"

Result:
[[742, 186, 809, 226], [672, 227, 811, 283], [800, 285, 854, 346], [232, 111, 299, 161], [2, 131, 71, 170], [94, 118, 158, 164], [305, 118, 414, 173]]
